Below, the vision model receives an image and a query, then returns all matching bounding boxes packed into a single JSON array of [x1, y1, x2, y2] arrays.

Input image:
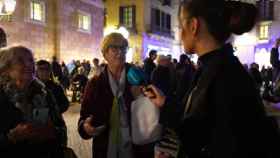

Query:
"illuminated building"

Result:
[[233, 0, 280, 68], [0, 0, 104, 63], [104, 0, 181, 63]]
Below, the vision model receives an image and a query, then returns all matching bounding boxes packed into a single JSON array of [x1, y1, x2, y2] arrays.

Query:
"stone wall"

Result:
[[0, 0, 104, 63]]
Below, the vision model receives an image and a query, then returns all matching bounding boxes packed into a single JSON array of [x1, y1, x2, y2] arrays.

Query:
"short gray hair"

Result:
[[0, 46, 34, 74], [100, 32, 128, 55]]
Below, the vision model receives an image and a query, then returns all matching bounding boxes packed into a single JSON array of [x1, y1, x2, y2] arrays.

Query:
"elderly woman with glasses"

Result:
[[78, 33, 156, 158], [0, 46, 66, 158]]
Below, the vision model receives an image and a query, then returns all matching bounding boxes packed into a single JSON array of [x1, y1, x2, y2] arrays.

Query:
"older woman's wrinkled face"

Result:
[[104, 45, 126, 67], [8, 52, 35, 89]]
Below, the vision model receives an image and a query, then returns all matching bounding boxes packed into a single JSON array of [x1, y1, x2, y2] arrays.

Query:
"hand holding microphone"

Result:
[[127, 67, 165, 108]]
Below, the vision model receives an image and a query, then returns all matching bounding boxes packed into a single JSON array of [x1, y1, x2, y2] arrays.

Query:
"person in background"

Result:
[[167, 54, 177, 96], [243, 63, 249, 72], [51, 56, 63, 83], [36, 60, 70, 114], [35, 59, 69, 149], [0, 27, 7, 48], [270, 38, 280, 83], [172, 58, 178, 67], [249, 62, 263, 90], [71, 66, 88, 102], [151, 55, 174, 97], [144, 1, 280, 158], [143, 50, 157, 81], [61, 61, 70, 91], [175, 54, 196, 101], [0, 46, 66, 158], [88, 58, 103, 79]]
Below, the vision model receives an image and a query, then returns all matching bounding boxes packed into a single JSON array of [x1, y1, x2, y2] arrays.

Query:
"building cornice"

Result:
[[80, 0, 104, 9]]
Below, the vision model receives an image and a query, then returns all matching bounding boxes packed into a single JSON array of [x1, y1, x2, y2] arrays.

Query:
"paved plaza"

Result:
[[63, 103, 92, 158]]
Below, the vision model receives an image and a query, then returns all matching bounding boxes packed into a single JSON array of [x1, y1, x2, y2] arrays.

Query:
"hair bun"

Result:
[[226, 1, 257, 35]]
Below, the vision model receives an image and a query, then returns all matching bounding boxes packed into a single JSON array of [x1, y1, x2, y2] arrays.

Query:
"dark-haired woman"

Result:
[[144, 1, 280, 158]]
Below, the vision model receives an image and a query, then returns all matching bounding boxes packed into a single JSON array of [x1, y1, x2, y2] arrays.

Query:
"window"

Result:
[[151, 8, 172, 37], [259, 23, 269, 40], [257, 0, 274, 21], [120, 6, 135, 28], [30, 1, 45, 22], [78, 12, 91, 32]]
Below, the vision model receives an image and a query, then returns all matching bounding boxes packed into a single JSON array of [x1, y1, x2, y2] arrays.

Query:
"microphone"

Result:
[[127, 67, 156, 98]]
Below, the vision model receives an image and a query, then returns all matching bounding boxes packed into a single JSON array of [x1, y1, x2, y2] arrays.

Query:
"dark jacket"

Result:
[[78, 64, 155, 158], [270, 48, 280, 69], [164, 44, 280, 158], [0, 79, 66, 158], [45, 80, 69, 113], [143, 58, 156, 81], [175, 63, 196, 101], [270, 48, 280, 82], [151, 65, 173, 97], [249, 67, 263, 89], [52, 61, 63, 81], [0, 89, 23, 149]]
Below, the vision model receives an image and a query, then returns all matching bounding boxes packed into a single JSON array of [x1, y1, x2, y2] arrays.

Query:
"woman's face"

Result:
[[8, 52, 35, 89], [104, 45, 126, 68], [179, 6, 196, 54]]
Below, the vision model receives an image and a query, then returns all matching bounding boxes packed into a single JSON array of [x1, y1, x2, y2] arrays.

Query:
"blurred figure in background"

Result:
[[143, 50, 157, 81], [36, 60, 70, 114], [151, 55, 174, 97], [0, 27, 7, 48], [175, 54, 196, 101], [270, 38, 280, 83], [88, 58, 103, 79], [51, 56, 63, 83], [61, 61, 70, 91], [71, 66, 88, 102], [249, 62, 263, 90]]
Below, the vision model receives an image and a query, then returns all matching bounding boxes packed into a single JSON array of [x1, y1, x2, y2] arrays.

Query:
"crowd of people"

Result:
[[1, 0, 280, 158]]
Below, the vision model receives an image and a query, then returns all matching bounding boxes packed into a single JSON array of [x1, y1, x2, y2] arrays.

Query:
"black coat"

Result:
[[163, 44, 280, 158], [45, 80, 69, 113], [0, 79, 66, 158], [143, 58, 156, 81], [270, 48, 280, 69], [151, 65, 173, 97]]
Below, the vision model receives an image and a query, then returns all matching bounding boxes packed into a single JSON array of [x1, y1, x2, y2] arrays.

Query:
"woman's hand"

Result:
[[8, 120, 57, 143], [8, 123, 33, 143], [83, 115, 96, 136], [142, 85, 166, 108]]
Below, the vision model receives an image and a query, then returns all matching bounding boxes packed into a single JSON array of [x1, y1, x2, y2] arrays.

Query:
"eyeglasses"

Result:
[[107, 45, 127, 54]]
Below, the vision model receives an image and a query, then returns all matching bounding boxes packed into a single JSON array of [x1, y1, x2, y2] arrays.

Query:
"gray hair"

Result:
[[0, 46, 34, 74], [100, 32, 128, 55]]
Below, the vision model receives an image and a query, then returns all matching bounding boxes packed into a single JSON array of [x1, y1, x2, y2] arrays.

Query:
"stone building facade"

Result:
[[0, 0, 104, 63]]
